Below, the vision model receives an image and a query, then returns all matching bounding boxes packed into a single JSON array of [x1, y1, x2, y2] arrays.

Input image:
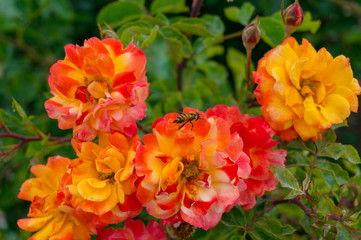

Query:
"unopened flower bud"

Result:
[[282, 0, 304, 34], [242, 17, 261, 50]]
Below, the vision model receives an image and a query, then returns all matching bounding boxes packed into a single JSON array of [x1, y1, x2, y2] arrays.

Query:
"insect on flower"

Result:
[[173, 111, 205, 130]]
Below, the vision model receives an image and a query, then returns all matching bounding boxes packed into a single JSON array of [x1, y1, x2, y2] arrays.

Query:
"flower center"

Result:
[[181, 157, 200, 182], [300, 79, 316, 96], [98, 171, 115, 183], [75, 78, 112, 104]]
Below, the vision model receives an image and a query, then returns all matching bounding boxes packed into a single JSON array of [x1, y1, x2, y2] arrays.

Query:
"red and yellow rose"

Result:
[[206, 105, 287, 209], [67, 132, 142, 225], [253, 37, 361, 141], [135, 108, 251, 230], [17, 156, 96, 240], [45, 37, 149, 141]]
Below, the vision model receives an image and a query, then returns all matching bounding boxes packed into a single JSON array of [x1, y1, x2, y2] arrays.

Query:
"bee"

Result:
[[173, 111, 205, 130]]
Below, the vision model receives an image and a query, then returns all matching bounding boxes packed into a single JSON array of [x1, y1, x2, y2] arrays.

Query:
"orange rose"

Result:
[[253, 37, 361, 141], [67, 132, 141, 225], [45, 37, 149, 141], [17, 156, 96, 240]]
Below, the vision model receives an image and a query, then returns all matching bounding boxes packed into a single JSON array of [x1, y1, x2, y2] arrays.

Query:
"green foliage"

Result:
[[224, 2, 255, 26], [1, 0, 361, 239], [221, 206, 247, 228], [150, 0, 188, 14], [270, 165, 303, 194], [97, 1, 146, 28], [159, 26, 192, 62], [250, 217, 295, 239], [319, 143, 361, 164], [259, 15, 284, 47], [336, 222, 353, 240]]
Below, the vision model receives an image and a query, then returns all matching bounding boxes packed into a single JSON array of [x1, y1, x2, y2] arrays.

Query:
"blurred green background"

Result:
[[0, 0, 360, 239]]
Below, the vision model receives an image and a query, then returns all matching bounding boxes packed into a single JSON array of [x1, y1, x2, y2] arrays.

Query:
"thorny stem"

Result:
[[176, 58, 188, 93], [0, 119, 71, 158], [307, 151, 319, 191], [246, 196, 344, 232], [222, 30, 243, 42], [246, 48, 255, 106], [0, 132, 71, 144]]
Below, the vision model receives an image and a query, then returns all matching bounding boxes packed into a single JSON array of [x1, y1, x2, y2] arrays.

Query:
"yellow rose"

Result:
[[253, 37, 360, 141]]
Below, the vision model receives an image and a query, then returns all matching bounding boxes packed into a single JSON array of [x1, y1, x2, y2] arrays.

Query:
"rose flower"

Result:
[[45, 37, 149, 141], [135, 109, 251, 230], [253, 37, 360, 141]]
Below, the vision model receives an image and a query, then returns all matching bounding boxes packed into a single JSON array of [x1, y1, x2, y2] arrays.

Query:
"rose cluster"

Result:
[[18, 36, 359, 239]]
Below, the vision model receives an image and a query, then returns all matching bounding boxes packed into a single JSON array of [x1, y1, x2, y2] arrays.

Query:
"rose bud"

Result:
[[282, 0, 304, 34], [242, 17, 261, 50]]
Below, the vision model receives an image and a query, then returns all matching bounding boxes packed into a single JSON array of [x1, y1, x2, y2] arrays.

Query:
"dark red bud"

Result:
[[283, 0, 304, 30], [242, 19, 261, 50]]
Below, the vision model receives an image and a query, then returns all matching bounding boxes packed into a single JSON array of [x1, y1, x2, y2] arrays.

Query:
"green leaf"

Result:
[[282, 138, 316, 153], [193, 222, 239, 240], [238, 2, 255, 25], [276, 203, 304, 220], [172, 18, 212, 36], [221, 205, 247, 227], [11, 98, 27, 120], [336, 222, 353, 240], [301, 215, 313, 234], [316, 159, 350, 185], [25, 141, 43, 158], [141, 26, 159, 50], [117, 21, 151, 47], [150, 0, 188, 14], [316, 128, 337, 150], [269, 165, 303, 194], [117, 21, 151, 35], [323, 195, 343, 216], [286, 150, 311, 165], [199, 78, 220, 97], [302, 173, 311, 192], [140, 16, 167, 27], [226, 48, 246, 101], [321, 170, 337, 188], [315, 210, 328, 222], [297, 12, 321, 34], [249, 226, 282, 240], [193, 37, 223, 62], [0, 109, 22, 130], [163, 91, 183, 113], [259, 16, 284, 47], [143, 37, 175, 82], [159, 26, 192, 62], [155, 13, 170, 25], [202, 15, 225, 39], [319, 143, 361, 164], [97, 2, 146, 28], [332, 120, 348, 129], [224, 6, 240, 23], [197, 61, 228, 87], [120, 0, 145, 7], [255, 217, 296, 236]]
